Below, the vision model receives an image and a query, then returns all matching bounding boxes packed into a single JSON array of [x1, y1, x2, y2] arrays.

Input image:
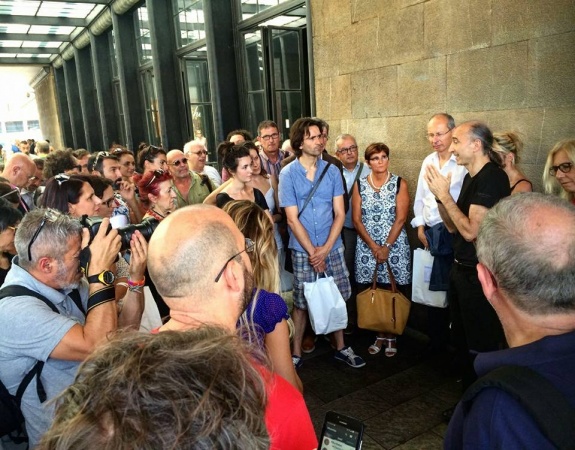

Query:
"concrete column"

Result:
[[75, 45, 103, 151], [54, 66, 73, 148], [62, 58, 86, 149], [111, 9, 146, 151], [90, 31, 120, 148]]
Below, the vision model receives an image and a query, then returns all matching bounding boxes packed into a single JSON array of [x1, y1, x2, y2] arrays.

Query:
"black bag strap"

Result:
[[353, 162, 364, 184], [298, 162, 331, 218], [68, 289, 85, 315], [0, 285, 67, 405], [462, 365, 575, 450]]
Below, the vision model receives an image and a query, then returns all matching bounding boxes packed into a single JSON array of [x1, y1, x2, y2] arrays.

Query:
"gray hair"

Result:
[[477, 193, 575, 315], [334, 134, 357, 152], [15, 208, 83, 269], [183, 140, 206, 155], [465, 121, 505, 168], [430, 113, 456, 131]]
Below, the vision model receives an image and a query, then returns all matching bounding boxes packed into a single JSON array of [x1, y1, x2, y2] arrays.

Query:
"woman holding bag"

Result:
[[352, 143, 411, 357]]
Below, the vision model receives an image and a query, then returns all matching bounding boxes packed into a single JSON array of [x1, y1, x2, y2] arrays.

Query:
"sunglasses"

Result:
[[145, 170, 165, 188], [0, 188, 19, 199], [168, 158, 188, 167], [94, 151, 112, 170], [28, 209, 61, 261], [54, 173, 70, 186]]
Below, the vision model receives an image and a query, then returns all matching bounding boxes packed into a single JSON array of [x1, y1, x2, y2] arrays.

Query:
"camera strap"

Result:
[[87, 285, 116, 312]]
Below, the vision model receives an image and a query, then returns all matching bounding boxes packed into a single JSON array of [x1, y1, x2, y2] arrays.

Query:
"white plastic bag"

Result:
[[412, 249, 448, 308], [304, 273, 348, 334]]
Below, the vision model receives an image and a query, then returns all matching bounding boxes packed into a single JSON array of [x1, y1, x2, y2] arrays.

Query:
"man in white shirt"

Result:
[[184, 140, 222, 187], [411, 113, 467, 353]]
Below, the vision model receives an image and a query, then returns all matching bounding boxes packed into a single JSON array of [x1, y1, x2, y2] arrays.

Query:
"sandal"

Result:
[[384, 338, 397, 357], [368, 337, 386, 355]]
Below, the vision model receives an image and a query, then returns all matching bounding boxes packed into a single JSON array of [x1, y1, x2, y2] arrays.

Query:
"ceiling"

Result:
[[0, 0, 108, 65]]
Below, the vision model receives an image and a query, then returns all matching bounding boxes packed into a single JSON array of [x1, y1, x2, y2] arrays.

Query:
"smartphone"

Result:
[[319, 411, 364, 450]]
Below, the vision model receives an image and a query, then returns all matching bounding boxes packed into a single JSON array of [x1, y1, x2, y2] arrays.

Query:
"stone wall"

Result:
[[311, 0, 575, 209], [34, 71, 63, 150]]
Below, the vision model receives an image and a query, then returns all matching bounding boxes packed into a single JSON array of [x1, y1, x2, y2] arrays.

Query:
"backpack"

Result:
[[0, 285, 84, 443], [462, 365, 575, 450]]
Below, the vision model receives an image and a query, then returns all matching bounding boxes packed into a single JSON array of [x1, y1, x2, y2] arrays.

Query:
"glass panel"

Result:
[[21, 41, 61, 48], [109, 29, 118, 79], [244, 30, 264, 92], [246, 92, 266, 137], [27, 120, 40, 130], [275, 91, 301, 136], [141, 70, 161, 146], [186, 59, 210, 103], [113, 81, 126, 145], [190, 104, 214, 158], [135, 7, 152, 65], [240, 0, 290, 20], [271, 29, 300, 90], [173, 0, 205, 47], [28, 25, 76, 35], [5, 121, 24, 133]]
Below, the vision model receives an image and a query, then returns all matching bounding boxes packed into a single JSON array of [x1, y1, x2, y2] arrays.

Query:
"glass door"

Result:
[[140, 68, 161, 146]]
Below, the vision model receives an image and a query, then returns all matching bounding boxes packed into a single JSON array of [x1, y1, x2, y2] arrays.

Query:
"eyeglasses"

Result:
[[369, 155, 389, 163], [145, 170, 165, 188], [214, 238, 255, 283], [0, 188, 19, 199], [549, 162, 573, 176], [426, 130, 452, 140], [7, 226, 17, 232], [144, 145, 165, 161], [189, 150, 208, 156], [337, 145, 358, 155], [102, 196, 117, 208], [28, 209, 61, 262], [54, 173, 70, 186], [168, 158, 188, 167], [260, 132, 279, 142]]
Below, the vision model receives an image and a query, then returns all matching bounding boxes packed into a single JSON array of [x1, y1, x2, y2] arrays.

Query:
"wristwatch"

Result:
[[87, 270, 115, 286]]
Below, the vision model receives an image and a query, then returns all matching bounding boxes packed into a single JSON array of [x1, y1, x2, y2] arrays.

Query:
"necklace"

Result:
[[369, 172, 390, 190], [148, 208, 166, 220]]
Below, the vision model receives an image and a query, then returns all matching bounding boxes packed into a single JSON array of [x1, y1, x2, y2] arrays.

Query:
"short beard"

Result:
[[55, 260, 81, 291], [241, 265, 255, 314]]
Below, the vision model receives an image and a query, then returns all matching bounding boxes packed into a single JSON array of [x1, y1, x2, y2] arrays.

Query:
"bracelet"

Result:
[[383, 242, 392, 249], [128, 285, 143, 293], [127, 277, 145, 287], [87, 286, 116, 312]]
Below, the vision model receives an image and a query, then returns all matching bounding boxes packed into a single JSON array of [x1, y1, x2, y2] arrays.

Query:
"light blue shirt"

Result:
[[279, 158, 344, 253], [342, 161, 371, 228]]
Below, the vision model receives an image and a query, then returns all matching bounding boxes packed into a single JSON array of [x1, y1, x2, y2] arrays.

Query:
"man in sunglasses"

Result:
[[0, 209, 147, 446], [184, 140, 222, 188], [166, 149, 212, 207]]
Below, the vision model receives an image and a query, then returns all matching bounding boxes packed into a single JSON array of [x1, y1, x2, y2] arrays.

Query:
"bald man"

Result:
[[166, 149, 212, 207], [147, 205, 317, 449], [1, 153, 36, 189]]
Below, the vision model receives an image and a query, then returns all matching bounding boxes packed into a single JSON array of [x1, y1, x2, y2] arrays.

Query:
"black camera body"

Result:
[[79, 216, 159, 252]]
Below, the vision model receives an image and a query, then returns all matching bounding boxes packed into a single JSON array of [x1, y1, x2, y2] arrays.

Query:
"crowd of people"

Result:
[[0, 116, 574, 448]]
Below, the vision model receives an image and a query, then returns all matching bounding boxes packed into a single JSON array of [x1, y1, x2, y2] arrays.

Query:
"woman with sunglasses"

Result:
[[135, 170, 178, 221], [89, 176, 118, 219], [40, 174, 102, 217], [223, 200, 303, 393], [543, 139, 575, 204], [0, 198, 23, 286], [136, 143, 168, 175]]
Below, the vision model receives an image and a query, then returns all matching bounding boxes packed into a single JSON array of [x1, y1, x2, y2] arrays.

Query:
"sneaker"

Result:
[[302, 335, 317, 354], [334, 346, 366, 368], [292, 355, 303, 369]]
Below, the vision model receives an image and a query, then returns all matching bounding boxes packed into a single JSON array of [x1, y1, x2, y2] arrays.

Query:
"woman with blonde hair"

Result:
[[493, 131, 532, 194], [543, 138, 575, 204], [223, 200, 302, 393]]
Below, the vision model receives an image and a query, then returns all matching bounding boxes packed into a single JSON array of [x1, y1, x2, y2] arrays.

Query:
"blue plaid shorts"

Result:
[[291, 246, 351, 310]]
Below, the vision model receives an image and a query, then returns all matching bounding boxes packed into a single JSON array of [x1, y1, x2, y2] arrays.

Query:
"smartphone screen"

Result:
[[320, 413, 363, 450]]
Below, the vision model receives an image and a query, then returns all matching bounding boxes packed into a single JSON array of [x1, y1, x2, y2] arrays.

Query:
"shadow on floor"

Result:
[[301, 328, 462, 449]]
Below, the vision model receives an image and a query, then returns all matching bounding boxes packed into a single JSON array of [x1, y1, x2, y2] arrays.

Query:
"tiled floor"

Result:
[[301, 328, 462, 449]]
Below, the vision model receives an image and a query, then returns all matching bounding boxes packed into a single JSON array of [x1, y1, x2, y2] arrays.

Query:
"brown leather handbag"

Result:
[[357, 261, 411, 334]]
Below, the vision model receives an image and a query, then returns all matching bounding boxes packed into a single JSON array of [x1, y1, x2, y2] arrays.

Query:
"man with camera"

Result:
[[0, 209, 147, 446]]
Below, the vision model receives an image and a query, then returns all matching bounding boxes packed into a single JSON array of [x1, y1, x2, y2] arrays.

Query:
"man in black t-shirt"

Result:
[[425, 121, 511, 394]]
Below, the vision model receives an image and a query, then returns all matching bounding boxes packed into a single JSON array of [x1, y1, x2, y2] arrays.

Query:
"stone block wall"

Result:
[[311, 0, 575, 218], [34, 71, 63, 150]]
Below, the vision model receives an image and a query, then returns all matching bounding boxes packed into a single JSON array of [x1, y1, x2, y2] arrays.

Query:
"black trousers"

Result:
[[448, 263, 506, 390]]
